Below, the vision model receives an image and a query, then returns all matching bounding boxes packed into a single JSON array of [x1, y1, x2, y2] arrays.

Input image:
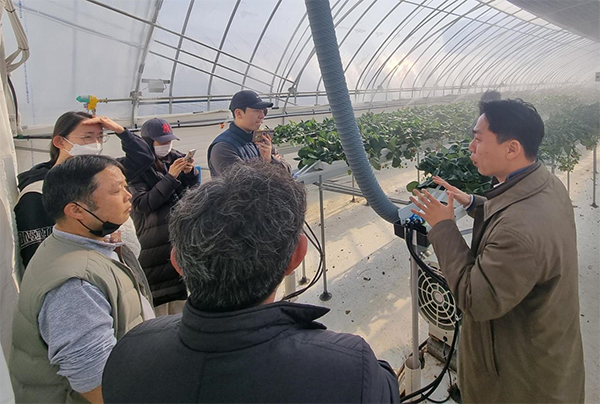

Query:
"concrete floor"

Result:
[[280, 148, 599, 403]]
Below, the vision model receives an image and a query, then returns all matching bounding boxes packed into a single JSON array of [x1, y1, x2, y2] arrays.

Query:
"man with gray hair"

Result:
[[103, 161, 400, 403]]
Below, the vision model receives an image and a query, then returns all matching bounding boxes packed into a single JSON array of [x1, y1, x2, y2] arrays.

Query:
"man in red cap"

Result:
[[207, 90, 290, 177]]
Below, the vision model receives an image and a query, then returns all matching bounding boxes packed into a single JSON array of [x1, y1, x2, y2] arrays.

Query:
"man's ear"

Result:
[[234, 108, 244, 120], [506, 139, 523, 161], [284, 233, 308, 276], [63, 202, 86, 221], [170, 248, 184, 277]]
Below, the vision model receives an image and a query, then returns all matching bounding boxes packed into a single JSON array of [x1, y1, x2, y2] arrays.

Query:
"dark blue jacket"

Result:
[[208, 122, 291, 177], [103, 301, 400, 403]]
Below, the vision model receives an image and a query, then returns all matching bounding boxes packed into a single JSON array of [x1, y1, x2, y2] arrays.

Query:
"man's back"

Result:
[[103, 301, 399, 403]]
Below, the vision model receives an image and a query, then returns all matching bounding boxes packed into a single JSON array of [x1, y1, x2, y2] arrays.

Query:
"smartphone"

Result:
[[253, 130, 275, 144], [184, 149, 197, 162], [253, 130, 264, 144]]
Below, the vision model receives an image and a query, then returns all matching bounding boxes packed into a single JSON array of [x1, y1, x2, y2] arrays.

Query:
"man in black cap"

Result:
[[207, 90, 290, 177]]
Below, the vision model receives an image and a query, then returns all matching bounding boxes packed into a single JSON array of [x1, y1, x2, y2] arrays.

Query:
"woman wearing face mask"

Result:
[[129, 118, 199, 316], [14, 111, 154, 273]]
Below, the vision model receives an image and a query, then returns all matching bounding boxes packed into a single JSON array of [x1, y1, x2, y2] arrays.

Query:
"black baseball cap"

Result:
[[141, 118, 179, 142], [229, 90, 273, 112]]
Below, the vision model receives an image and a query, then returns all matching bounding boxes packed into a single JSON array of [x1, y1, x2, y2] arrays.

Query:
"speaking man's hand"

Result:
[[410, 189, 455, 228]]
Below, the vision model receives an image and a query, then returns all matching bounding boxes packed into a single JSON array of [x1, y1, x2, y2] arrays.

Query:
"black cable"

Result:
[[400, 320, 459, 403], [400, 223, 461, 403], [405, 226, 448, 287], [282, 221, 325, 300], [7, 75, 19, 128]]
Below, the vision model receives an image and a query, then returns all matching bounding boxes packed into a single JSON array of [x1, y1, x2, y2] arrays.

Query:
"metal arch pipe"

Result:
[[456, 24, 550, 90], [475, 31, 573, 91], [304, 0, 399, 223], [85, 0, 293, 86], [277, 0, 359, 100], [168, 0, 195, 114], [454, 20, 564, 88], [314, 0, 380, 104], [390, 3, 485, 95], [130, 0, 163, 126], [537, 50, 600, 88], [453, 25, 548, 91], [331, 1, 405, 103], [470, 27, 595, 89], [286, 0, 366, 103], [440, 20, 538, 90], [241, 0, 283, 90], [479, 30, 580, 86], [544, 44, 600, 82], [206, 0, 241, 111], [272, 0, 346, 105], [155, 40, 273, 88], [417, 9, 515, 96], [363, 0, 458, 98], [268, 9, 310, 102], [508, 43, 590, 90], [409, 7, 497, 93], [484, 34, 585, 90], [509, 38, 597, 87], [149, 51, 264, 94], [354, 0, 431, 101]]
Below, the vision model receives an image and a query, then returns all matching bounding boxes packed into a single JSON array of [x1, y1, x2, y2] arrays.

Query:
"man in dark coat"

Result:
[[103, 161, 400, 404], [410, 99, 585, 403]]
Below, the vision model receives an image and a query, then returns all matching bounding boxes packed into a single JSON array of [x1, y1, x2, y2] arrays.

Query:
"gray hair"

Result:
[[169, 161, 306, 312]]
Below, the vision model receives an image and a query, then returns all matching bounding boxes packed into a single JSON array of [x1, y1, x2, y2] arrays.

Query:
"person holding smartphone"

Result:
[[207, 90, 291, 177], [129, 118, 200, 316]]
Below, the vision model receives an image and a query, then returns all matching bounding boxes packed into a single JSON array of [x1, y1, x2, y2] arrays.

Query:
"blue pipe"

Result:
[[304, 0, 399, 223]]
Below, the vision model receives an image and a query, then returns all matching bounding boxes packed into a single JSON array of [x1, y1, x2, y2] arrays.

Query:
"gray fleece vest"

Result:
[[9, 233, 152, 403]]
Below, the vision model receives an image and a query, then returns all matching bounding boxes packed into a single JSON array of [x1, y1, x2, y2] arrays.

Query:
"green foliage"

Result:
[[411, 140, 492, 195], [272, 93, 599, 189], [271, 102, 478, 169], [540, 99, 599, 172]]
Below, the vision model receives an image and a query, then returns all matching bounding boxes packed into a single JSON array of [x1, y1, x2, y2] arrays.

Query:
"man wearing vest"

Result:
[[10, 155, 154, 404], [207, 90, 291, 177], [103, 161, 400, 403]]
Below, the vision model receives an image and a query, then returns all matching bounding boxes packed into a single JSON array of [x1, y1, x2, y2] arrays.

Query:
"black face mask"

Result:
[[73, 202, 123, 238]]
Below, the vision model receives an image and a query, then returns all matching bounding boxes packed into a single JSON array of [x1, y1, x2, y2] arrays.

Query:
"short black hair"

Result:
[[169, 160, 306, 312], [478, 99, 544, 159], [42, 155, 125, 221], [231, 106, 246, 118]]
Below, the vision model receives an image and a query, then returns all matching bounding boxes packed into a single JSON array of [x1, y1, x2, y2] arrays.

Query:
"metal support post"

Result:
[[416, 152, 420, 183], [318, 175, 332, 301], [351, 174, 356, 203], [567, 171, 570, 196], [406, 229, 421, 392], [593, 145, 598, 208], [298, 259, 308, 285], [284, 270, 296, 297]]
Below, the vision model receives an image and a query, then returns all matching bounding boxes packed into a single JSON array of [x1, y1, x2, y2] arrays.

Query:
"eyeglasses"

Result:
[[70, 133, 110, 144]]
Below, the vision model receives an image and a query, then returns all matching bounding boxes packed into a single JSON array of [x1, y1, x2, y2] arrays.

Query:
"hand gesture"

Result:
[[81, 116, 125, 135], [168, 158, 187, 178], [410, 189, 456, 228], [432, 176, 471, 207], [255, 131, 272, 163]]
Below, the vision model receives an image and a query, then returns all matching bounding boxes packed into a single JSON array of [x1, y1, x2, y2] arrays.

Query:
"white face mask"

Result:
[[154, 143, 172, 158], [65, 139, 103, 156]]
